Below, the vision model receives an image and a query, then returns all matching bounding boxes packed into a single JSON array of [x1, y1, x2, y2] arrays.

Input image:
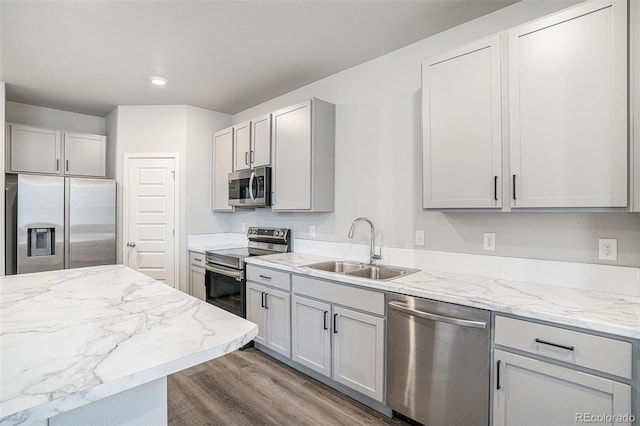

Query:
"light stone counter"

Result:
[[245, 253, 640, 340], [0, 265, 258, 425]]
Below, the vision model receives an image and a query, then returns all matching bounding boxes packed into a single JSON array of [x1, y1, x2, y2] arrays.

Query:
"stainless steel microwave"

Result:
[[228, 167, 271, 207]]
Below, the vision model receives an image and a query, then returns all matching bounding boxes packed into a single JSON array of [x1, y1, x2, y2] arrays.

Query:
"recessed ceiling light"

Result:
[[150, 76, 168, 86]]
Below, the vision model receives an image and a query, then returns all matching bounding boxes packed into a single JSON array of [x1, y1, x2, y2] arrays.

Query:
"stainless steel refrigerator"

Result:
[[5, 174, 116, 275]]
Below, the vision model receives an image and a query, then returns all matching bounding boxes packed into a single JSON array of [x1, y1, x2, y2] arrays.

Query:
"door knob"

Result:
[[127, 242, 136, 247]]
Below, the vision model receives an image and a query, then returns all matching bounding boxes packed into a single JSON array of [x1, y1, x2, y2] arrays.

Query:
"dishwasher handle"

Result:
[[388, 301, 487, 329]]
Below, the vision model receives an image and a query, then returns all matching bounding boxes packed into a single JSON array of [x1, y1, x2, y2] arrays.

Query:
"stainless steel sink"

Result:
[[305, 260, 368, 273], [306, 261, 419, 281], [346, 265, 419, 281]]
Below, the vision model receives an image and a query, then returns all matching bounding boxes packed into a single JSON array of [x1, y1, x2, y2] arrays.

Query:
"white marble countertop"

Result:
[[0, 265, 258, 425], [187, 243, 246, 255], [245, 253, 640, 340]]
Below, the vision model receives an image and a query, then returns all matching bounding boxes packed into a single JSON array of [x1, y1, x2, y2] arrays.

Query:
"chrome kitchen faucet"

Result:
[[347, 217, 382, 265]]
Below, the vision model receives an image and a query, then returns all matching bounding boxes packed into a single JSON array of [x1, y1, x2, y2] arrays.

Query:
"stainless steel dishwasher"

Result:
[[386, 293, 491, 425]]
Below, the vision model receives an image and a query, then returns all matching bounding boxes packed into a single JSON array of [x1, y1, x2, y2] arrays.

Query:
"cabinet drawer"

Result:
[[494, 316, 632, 379], [292, 275, 384, 316], [247, 265, 291, 291], [189, 251, 205, 267]]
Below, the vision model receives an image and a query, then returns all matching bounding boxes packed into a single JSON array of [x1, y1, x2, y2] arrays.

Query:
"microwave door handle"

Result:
[[249, 171, 256, 203]]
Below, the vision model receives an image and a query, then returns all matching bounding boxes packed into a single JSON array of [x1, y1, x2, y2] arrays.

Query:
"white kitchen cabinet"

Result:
[[212, 127, 234, 212], [64, 132, 106, 177], [493, 315, 633, 426], [9, 124, 62, 174], [493, 350, 632, 426], [233, 121, 251, 171], [246, 281, 291, 357], [332, 306, 385, 402], [291, 294, 332, 376], [233, 115, 271, 172], [422, 35, 502, 208], [188, 251, 206, 300], [271, 98, 335, 212], [509, 0, 627, 208], [291, 275, 385, 402], [8, 124, 107, 177]]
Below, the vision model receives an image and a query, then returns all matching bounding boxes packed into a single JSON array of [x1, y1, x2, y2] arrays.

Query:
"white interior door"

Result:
[[125, 157, 176, 286]]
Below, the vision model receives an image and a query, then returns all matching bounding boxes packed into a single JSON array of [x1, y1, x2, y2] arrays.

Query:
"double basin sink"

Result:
[[306, 260, 419, 281]]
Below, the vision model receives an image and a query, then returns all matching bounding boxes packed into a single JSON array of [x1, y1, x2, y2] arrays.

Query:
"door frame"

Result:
[[122, 153, 179, 287]]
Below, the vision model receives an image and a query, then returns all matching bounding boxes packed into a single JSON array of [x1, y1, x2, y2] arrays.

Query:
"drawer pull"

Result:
[[259, 274, 272, 280], [535, 338, 574, 351], [193, 258, 202, 262]]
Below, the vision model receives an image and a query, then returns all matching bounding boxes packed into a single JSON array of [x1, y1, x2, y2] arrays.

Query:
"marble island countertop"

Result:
[[0, 265, 258, 425], [245, 253, 640, 340]]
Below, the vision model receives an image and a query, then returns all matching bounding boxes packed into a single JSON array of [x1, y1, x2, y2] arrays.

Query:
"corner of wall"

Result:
[[1, 82, 5, 276]]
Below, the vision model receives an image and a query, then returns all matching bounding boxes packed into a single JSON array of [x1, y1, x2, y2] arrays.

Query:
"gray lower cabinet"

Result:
[[291, 275, 385, 402], [493, 315, 633, 426], [188, 251, 206, 300], [246, 281, 291, 357]]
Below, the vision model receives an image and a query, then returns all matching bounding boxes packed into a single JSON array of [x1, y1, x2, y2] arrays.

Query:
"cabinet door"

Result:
[[265, 287, 291, 358], [493, 350, 632, 426], [251, 114, 271, 167], [291, 295, 331, 377], [64, 132, 106, 177], [332, 306, 385, 402], [246, 282, 268, 346], [233, 121, 251, 171], [422, 36, 502, 208], [212, 128, 234, 212], [189, 265, 206, 301], [509, 1, 627, 208], [10, 124, 61, 174], [272, 100, 311, 210]]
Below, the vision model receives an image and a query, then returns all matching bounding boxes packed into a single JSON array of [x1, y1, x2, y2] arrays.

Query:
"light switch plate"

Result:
[[309, 225, 316, 237], [415, 230, 425, 246]]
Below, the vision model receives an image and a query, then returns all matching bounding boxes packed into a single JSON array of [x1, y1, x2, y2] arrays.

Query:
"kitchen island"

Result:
[[0, 265, 258, 426]]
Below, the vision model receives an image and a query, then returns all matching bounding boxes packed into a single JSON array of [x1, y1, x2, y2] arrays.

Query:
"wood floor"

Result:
[[168, 347, 405, 426]]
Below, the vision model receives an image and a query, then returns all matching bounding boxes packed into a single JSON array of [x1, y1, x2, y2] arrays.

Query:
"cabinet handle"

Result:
[[264, 293, 269, 309], [323, 311, 328, 330], [512, 175, 517, 200], [245, 152, 249, 165], [496, 360, 501, 390], [56, 159, 60, 171], [193, 258, 202, 262], [535, 338, 574, 351], [259, 274, 272, 281], [66, 160, 69, 172], [333, 313, 338, 333], [261, 292, 265, 308], [250, 150, 255, 163], [494, 176, 498, 201]]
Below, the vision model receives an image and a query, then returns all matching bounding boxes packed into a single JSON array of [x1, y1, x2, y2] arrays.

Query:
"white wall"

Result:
[[115, 105, 231, 292], [6, 101, 105, 134], [222, 0, 640, 267], [185, 106, 231, 235]]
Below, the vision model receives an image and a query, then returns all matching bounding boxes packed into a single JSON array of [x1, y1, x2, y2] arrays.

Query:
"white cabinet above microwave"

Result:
[[7, 123, 107, 178], [233, 114, 271, 172]]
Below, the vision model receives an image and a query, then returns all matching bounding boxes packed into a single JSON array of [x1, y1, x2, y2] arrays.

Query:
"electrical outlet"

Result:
[[483, 233, 496, 251], [598, 238, 617, 261], [241, 222, 246, 232], [309, 225, 316, 237], [415, 230, 425, 246]]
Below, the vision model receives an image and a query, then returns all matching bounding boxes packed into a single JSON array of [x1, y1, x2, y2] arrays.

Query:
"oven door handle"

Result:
[[249, 171, 256, 203], [205, 264, 244, 280]]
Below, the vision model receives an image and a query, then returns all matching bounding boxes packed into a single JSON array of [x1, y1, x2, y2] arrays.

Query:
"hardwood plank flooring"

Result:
[[168, 348, 405, 426]]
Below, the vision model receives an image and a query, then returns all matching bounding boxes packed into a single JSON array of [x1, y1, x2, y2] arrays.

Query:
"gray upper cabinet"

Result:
[[8, 123, 107, 177], [64, 132, 106, 177], [509, 0, 627, 208], [271, 98, 335, 212], [233, 115, 272, 172], [422, 35, 502, 209], [9, 124, 62, 174]]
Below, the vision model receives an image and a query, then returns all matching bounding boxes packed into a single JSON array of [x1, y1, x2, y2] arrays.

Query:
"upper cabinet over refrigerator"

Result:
[[509, 0, 627, 208]]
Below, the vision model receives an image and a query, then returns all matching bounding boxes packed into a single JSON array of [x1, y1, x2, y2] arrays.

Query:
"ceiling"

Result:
[[0, 1, 517, 117]]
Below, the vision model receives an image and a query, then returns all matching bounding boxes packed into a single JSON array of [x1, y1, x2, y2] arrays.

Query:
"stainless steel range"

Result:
[[204, 227, 291, 317]]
